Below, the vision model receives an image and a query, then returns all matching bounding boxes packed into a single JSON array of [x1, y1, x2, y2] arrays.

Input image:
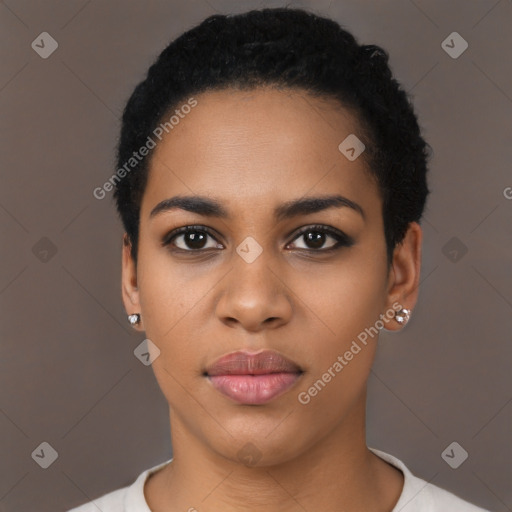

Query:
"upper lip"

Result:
[[205, 349, 303, 376]]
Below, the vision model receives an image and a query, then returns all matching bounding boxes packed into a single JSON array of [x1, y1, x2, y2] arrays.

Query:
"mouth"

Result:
[[204, 349, 304, 405]]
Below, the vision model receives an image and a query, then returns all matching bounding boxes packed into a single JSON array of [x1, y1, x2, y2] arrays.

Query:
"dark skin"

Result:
[[121, 87, 422, 511]]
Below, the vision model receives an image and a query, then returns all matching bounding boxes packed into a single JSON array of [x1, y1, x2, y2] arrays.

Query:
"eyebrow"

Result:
[[149, 194, 365, 221]]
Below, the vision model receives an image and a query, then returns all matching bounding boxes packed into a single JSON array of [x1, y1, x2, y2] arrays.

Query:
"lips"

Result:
[[205, 350, 303, 404], [205, 350, 302, 376]]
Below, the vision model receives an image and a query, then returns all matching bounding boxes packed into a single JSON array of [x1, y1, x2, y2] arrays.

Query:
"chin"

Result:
[[201, 412, 313, 468]]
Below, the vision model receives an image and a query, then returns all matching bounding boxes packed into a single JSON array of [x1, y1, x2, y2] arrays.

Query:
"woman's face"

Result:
[[122, 87, 420, 465]]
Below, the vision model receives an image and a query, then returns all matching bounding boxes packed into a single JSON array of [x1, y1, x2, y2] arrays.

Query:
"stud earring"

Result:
[[127, 313, 141, 327], [394, 308, 411, 326]]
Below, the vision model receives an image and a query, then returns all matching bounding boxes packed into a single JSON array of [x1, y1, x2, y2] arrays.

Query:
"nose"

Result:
[[215, 250, 293, 332]]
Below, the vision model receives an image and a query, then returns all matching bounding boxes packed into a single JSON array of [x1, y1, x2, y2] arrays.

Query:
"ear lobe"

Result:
[[384, 222, 422, 330]]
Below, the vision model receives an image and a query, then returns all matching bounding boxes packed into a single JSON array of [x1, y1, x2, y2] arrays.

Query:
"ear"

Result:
[[383, 222, 422, 331], [121, 234, 144, 331]]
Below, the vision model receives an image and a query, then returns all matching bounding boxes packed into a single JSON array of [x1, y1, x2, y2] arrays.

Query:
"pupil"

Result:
[[305, 231, 325, 249], [187, 232, 206, 249], [183, 230, 327, 250]]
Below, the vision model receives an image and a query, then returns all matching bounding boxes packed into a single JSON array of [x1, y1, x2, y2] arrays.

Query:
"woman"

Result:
[[69, 7, 490, 512]]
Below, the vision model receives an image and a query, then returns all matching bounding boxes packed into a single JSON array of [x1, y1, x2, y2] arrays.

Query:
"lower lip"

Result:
[[208, 372, 302, 404]]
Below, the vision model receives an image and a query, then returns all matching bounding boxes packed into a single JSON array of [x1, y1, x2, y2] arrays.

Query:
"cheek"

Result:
[[135, 248, 222, 389], [294, 349, 372, 441], [136, 259, 204, 406], [294, 269, 384, 420], [300, 253, 387, 341], [137, 245, 208, 336], [294, 253, 387, 393]]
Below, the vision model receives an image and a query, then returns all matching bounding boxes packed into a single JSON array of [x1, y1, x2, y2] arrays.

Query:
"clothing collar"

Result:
[[124, 447, 424, 512]]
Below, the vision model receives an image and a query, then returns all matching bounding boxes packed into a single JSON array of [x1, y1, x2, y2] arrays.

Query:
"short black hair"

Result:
[[113, 7, 430, 265]]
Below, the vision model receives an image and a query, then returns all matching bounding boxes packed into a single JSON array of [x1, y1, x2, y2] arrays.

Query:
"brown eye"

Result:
[[288, 225, 354, 252], [179, 231, 208, 250], [302, 231, 329, 249], [163, 226, 223, 252]]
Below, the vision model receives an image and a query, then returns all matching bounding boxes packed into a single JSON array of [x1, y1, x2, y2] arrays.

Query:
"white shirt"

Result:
[[67, 447, 490, 511]]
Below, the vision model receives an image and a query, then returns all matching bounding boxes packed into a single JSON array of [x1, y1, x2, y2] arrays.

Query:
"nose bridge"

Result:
[[234, 239, 276, 290], [215, 237, 292, 330]]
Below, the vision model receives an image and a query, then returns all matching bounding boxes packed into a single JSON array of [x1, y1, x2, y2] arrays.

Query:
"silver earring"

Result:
[[127, 313, 141, 327], [394, 308, 411, 326]]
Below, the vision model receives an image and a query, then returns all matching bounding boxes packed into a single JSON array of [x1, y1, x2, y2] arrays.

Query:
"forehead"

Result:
[[141, 87, 380, 221]]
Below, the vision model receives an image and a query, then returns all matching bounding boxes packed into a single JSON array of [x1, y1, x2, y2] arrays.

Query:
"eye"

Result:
[[162, 224, 354, 254], [162, 225, 223, 252], [287, 225, 354, 252]]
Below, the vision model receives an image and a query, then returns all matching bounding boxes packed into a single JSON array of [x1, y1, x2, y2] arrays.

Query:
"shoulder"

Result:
[[66, 457, 173, 512], [420, 482, 491, 511], [369, 447, 491, 512]]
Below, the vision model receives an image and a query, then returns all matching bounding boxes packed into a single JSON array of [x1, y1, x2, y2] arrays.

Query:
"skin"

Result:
[[121, 87, 422, 512]]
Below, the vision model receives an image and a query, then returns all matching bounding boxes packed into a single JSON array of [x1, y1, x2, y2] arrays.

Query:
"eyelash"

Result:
[[161, 224, 354, 254]]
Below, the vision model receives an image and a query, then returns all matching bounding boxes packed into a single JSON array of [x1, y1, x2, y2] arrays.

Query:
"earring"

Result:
[[127, 313, 141, 327], [394, 308, 411, 326]]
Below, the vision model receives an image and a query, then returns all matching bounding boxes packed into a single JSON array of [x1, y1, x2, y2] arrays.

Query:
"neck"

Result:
[[145, 390, 404, 512]]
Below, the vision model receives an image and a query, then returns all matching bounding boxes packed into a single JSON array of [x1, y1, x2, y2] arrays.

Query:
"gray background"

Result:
[[1, 1, 511, 511]]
